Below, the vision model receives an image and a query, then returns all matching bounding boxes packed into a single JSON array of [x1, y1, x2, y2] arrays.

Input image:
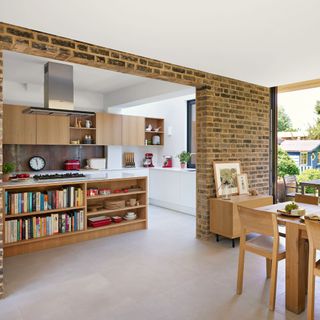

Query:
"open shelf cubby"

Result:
[[144, 117, 164, 146]]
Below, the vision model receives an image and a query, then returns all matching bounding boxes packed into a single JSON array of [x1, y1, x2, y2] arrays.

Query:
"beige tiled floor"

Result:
[[0, 205, 319, 320]]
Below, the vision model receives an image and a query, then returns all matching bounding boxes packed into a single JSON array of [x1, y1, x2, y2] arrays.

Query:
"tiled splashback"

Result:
[[4, 145, 106, 171]]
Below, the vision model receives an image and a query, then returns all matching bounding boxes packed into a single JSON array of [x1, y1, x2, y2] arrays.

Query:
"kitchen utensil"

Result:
[[104, 200, 126, 210], [112, 216, 123, 223], [87, 188, 99, 197], [83, 135, 93, 144], [143, 153, 154, 167], [87, 158, 106, 169], [99, 188, 111, 196], [162, 155, 173, 168], [127, 186, 142, 192], [124, 212, 137, 221], [88, 205, 103, 212], [277, 209, 305, 217], [123, 152, 135, 168], [88, 216, 112, 228], [129, 198, 137, 206], [64, 159, 80, 170], [152, 135, 160, 145], [85, 120, 92, 128]]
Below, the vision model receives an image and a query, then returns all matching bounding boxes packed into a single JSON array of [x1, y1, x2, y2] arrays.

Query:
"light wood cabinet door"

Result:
[[36, 114, 70, 145], [96, 113, 122, 145], [122, 115, 145, 146], [3, 105, 37, 144]]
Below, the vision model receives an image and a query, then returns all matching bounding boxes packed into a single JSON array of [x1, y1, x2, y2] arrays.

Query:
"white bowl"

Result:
[[124, 216, 137, 221]]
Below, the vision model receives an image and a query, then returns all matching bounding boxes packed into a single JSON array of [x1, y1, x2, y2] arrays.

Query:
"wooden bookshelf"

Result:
[[3, 176, 148, 257]]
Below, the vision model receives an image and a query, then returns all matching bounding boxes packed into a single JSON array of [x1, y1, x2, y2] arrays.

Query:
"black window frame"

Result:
[[187, 99, 196, 168]]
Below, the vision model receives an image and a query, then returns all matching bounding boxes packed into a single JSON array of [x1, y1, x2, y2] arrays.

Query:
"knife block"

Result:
[[123, 152, 136, 168]]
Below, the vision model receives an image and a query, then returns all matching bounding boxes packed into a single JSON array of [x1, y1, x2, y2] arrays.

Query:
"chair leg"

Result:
[[305, 241, 309, 294], [269, 259, 278, 311], [237, 239, 245, 295], [216, 234, 220, 242], [266, 258, 271, 279], [307, 250, 316, 320]]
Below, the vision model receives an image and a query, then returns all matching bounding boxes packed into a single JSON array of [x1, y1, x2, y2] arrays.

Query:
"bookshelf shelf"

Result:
[[86, 218, 147, 232], [4, 229, 87, 247], [3, 176, 148, 257], [87, 205, 147, 217], [87, 190, 146, 200], [5, 206, 86, 219]]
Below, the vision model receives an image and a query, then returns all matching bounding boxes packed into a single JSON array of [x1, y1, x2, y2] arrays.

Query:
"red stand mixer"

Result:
[[143, 153, 154, 167]]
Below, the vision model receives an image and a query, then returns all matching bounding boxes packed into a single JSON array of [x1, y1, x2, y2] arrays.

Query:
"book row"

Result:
[[5, 210, 85, 243], [5, 186, 84, 215]]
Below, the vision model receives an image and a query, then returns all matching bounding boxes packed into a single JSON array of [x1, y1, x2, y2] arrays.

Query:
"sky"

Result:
[[278, 87, 320, 131]]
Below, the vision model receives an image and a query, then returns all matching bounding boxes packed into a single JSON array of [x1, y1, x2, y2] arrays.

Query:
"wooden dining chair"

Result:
[[295, 193, 319, 205], [305, 219, 320, 320], [237, 206, 286, 311], [283, 175, 299, 200]]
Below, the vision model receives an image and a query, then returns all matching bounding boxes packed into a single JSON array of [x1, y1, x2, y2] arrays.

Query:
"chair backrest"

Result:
[[295, 193, 318, 205], [237, 206, 278, 237], [305, 219, 320, 251], [283, 175, 297, 190]]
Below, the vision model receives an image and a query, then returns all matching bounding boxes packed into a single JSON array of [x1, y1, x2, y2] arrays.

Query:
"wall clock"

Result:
[[29, 156, 46, 171]]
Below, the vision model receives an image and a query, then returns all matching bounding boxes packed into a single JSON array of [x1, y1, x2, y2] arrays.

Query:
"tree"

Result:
[[278, 106, 294, 132], [308, 100, 320, 139], [277, 148, 299, 178]]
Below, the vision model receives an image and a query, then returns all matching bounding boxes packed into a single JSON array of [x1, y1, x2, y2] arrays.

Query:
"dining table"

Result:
[[256, 201, 320, 314]]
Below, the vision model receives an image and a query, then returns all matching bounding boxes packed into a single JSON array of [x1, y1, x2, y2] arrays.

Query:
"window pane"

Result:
[[187, 100, 196, 168]]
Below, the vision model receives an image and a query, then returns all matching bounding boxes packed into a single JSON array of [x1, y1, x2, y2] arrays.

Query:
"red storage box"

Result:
[[88, 216, 112, 228], [112, 216, 123, 223], [64, 160, 80, 171]]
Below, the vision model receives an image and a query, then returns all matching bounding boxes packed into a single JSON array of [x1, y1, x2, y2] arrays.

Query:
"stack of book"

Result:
[[5, 186, 84, 215], [5, 210, 85, 243]]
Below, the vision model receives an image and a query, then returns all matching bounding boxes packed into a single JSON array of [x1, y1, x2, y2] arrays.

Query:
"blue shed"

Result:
[[280, 140, 320, 172]]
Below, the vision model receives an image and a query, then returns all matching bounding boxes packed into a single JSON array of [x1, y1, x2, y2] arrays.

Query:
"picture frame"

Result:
[[213, 161, 241, 197], [237, 173, 249, 195]]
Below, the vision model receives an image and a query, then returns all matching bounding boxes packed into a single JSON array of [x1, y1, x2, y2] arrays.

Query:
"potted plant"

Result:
[[3, 162, 15, 182], [177, 151, 191, 169]]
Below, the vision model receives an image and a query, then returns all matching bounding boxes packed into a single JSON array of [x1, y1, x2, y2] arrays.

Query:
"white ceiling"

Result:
[[3, 51, 149, 93], [1, 0, 320, 87]]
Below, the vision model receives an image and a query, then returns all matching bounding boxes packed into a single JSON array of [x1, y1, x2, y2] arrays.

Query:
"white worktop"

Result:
[[2, 171, 147, 188], [149, 167, 196, 173]]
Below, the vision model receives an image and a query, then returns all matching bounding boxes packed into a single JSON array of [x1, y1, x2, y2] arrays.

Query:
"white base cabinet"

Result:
[[149, 168, 196, 215]]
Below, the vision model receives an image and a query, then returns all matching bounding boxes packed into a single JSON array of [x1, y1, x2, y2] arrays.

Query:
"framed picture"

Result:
[[237, 173, 249, 195], [213, 161, 241, 197]]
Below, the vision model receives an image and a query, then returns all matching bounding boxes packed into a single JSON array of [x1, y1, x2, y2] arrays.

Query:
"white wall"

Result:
[[108, 94, 195, 168], [4, 80, 105, 112]]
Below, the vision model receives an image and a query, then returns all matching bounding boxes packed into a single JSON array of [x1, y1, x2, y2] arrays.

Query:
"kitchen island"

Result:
[[2, 173, 148, 256]]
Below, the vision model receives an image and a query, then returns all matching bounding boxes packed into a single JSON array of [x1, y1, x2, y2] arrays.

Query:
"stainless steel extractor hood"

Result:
[[23, 62, 95, 116]]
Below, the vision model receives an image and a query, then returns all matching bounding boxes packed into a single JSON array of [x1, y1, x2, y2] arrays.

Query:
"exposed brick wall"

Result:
[[0, 22, 270, 297]]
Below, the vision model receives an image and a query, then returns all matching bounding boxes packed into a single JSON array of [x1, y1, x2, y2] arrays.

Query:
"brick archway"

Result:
[[0, 22, 270, 297]]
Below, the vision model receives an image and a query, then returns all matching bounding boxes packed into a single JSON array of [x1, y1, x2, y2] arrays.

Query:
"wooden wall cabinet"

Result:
[[122, 115, 145, 146], [209, 195, 273, 246], [96, 113, 122, 145], [36, 114, 70, 145], [3, 105, 36, 144]]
